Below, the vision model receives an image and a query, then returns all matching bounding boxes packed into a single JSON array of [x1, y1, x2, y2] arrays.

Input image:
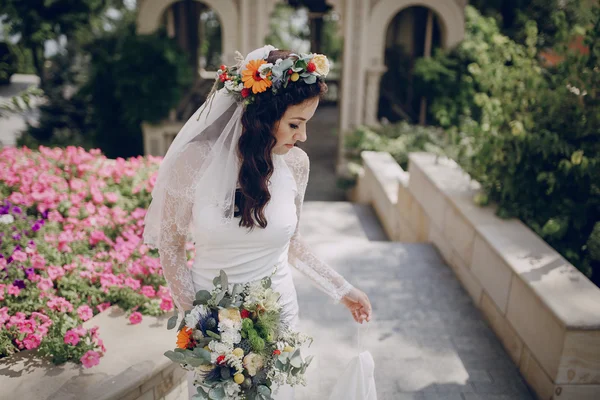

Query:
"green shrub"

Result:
[[413, 6, 600, 284], [345, 122, 450, 172], [0, 42, 17, 85]]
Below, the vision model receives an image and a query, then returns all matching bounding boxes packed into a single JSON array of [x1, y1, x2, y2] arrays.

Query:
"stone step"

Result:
[[300, 201, 389, 242]]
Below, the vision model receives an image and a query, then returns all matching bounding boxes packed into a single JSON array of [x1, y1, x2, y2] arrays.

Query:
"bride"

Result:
[[143, 45, 372, 399]]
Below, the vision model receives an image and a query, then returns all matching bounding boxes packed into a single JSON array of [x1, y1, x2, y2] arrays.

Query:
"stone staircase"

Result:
[[293, 202, 535, 400]]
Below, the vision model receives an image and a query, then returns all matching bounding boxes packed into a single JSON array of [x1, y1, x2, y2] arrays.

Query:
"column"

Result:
[[363, 64, 387, 126]]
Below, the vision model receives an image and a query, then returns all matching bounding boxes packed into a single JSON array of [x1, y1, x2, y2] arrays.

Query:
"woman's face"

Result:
[[272, 97, 320, 155]]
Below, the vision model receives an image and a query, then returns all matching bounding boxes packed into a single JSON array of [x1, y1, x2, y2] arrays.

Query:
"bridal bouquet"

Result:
[[165, 270, 313, 400]]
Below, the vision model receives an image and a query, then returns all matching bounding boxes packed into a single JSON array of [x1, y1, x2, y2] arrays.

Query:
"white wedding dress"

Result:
[[156, 143, 353, 400]]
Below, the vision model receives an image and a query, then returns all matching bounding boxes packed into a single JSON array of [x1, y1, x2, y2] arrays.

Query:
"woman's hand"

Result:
[[341, 287, 372, 324]]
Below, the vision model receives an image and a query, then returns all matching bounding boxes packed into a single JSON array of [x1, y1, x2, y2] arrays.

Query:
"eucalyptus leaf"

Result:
[[289, 349, 303, 368], [257, 385, 271, 395], [164, 350, 185, 363], [303, 75, 317, 84], [213, 276, 221, 287], [220, 297, 232, 308], [232, 283, 244, 296], [193, 347, 212, 362], [262, 277, 272, 289], [196, 290, 212, 303], [215, 290, 226, 305], [185, 356, 205, 367], [209, 385, 226, 400], [219, 270, 229, 290], [167, 315, 178, 330]]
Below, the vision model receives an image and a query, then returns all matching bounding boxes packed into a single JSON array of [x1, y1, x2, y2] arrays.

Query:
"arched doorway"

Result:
[[158, 1, 223, 120], [378, 6, 442, 124]]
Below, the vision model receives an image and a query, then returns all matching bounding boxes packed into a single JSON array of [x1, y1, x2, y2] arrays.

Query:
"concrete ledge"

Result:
[[0, 307, 185, 400], [355, 150, 600, 400]]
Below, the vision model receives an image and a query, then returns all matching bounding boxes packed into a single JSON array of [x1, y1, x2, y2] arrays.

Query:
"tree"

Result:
[[0, 0, 108, 88]]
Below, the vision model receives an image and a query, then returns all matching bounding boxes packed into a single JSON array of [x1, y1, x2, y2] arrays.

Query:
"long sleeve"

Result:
[[285, 148, 354, 302], [147, 141, 212, 317]]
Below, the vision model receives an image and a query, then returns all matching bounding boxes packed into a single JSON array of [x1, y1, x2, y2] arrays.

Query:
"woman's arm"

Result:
[[285, 148, 353, 301], [146, 141, 212, 319]]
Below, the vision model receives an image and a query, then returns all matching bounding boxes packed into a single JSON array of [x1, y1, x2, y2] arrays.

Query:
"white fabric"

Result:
[[142, 45, 356, 400], [328, 351, 378, 400]]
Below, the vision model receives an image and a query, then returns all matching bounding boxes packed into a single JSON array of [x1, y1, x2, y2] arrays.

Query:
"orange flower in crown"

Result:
[[242, 59, 273, 94]]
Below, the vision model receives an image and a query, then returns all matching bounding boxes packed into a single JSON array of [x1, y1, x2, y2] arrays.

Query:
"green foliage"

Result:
[[18, 24, 193, 158], [345, 122, 450, 170], [413, 6, 600, 284], [0, 42, 17, 84], [469, 0, 587, 48], [0, 0, 107, 86]]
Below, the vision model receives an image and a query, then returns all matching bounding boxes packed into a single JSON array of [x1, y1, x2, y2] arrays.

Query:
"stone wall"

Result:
[[0, 306, 187, 400], [354, 151, 600, 400]]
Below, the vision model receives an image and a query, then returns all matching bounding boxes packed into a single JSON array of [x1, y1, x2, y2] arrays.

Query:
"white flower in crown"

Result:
[[311, 54, 330, 77], [224, 80, 244, 92], [258, 62, 274, 79]]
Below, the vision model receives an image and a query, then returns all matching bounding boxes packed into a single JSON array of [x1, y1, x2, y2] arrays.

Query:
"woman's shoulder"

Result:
[[283, 146, 309, 172]]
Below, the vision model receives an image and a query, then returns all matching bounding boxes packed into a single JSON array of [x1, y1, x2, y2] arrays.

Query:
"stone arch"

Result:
[[367, 0, 464, 66], [137, 0, 238, 59]]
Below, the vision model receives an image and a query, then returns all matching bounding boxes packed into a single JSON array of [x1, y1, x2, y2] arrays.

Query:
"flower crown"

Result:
[[215, 51, 330, 105]]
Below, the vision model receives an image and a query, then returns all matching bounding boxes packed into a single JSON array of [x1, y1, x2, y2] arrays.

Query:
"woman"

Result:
[[143, 46, 372, 399]]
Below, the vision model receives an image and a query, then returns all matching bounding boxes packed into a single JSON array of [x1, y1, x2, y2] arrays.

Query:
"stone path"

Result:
[[292, 202, 535, 400]]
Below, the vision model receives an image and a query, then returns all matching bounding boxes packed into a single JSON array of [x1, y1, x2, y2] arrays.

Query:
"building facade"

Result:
[[136, 0, 466, 168]]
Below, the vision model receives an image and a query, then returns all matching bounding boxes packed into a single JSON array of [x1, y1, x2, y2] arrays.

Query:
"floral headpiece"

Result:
[[214, 49, 330, 105]]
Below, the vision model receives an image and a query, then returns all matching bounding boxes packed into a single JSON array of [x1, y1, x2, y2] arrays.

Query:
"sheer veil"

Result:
[[142, 45, 277, 249]]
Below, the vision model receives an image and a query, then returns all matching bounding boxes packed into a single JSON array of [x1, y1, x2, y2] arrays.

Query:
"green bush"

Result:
[[0, 42, 17, 85], [345, 122, 449, 173], [413, 6, 600, 284], [19, 24, 193, 158]]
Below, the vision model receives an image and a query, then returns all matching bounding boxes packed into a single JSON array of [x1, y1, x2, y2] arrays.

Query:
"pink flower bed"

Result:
[[0, 146, 188, 368]]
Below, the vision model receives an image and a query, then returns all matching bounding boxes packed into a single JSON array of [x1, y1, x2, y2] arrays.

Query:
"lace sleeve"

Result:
[[285, 147, 354, 302], [144, 141, 212, 317]]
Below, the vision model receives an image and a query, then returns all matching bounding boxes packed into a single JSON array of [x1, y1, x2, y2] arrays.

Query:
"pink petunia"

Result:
[[31, 254, 46, 269], [11, 250, 27, 262], [80, 350, 101, 368], [23, 334, 42, 350], [97, 302, 111, 312], [46, 297, 73, 313], [64, 329, 80, 346], [7, 284, 21, 296], [104, 192, 118, 203], [160, 297, 174, 312], [140, 285, 156, 298], [37, 278, 54, 291], [129, 312, 142, 325], [47, 265, 65, 281], [77, 305, 93, 321]]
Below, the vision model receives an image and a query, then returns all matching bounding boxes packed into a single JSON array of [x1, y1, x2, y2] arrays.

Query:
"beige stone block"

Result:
[[163, 377, 187, 400], [507, 275, 566, 380], [554, 384, 600, 400], [154, 368, 176, 399], [449, 250, 483, 305], [443, 204, 475, 265], [407, 192, 430, 242], [520, 347, 555, 400], [480, 292, 523, 365], [135, 388, 155, 400], [120, 387, 142, 400], [556, 331, 600, 384], [140, 372, 163, 395], [470, 235, 512, 313], [428, 226, 452, 264], [408, 163, 447, 231]]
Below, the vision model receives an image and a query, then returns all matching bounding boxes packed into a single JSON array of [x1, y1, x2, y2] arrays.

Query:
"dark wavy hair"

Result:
[[236, 49, 327, 230]]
